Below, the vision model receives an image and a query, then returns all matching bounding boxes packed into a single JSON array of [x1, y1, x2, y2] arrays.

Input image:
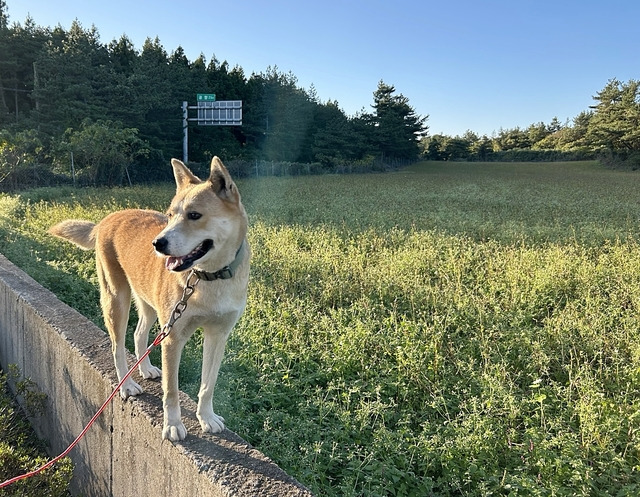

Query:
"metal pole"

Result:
[[182, 101, 188, 163], [71, 151, 76, 186]]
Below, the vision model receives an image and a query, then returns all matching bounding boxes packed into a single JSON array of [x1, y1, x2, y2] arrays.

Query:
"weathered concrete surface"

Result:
[[0, 254, 313, 496]]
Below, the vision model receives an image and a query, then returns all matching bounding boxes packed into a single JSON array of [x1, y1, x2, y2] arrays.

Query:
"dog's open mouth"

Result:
[[165, 239, 214, 272]]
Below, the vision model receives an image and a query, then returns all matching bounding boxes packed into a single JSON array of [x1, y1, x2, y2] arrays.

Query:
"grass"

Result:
[[0, 366, 73, 496], [3, 160, 640, 495]]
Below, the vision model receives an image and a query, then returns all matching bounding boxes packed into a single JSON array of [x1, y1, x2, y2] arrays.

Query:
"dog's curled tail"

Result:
[[49, 220, 97, 250]]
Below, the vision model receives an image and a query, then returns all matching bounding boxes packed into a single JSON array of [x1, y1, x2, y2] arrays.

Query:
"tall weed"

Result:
[[2, 162, 640, 495]]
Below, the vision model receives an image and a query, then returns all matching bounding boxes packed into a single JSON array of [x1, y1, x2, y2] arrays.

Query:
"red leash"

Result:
[[0, 270, 198, 489], [0, 331, 167, 488]]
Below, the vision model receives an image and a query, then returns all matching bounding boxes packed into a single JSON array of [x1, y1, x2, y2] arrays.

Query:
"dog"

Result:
[[49, 157, 250, 441]]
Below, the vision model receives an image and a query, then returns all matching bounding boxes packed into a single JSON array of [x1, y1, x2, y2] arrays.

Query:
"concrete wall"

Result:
[[0, 254, 313, 496]]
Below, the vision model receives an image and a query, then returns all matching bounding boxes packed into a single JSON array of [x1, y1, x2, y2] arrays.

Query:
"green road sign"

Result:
[[197, 93, 216, 102]]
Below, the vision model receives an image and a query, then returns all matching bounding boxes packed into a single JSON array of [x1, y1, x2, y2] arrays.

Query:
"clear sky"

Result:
[[6, 0, 640, 137]]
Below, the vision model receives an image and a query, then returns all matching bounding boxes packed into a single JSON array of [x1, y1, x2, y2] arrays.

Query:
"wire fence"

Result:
[[0, 156, 417, 191]]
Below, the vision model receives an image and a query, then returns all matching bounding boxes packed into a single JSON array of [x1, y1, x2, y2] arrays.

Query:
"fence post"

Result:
[[71, 152, 76, 186]]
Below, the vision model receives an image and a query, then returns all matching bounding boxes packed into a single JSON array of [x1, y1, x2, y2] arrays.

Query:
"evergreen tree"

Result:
[[104, 35, 141, 126], [422, 134, 448, 161], [33, 21, 111, 135], [493, 127, 531, 151], [470, 136, 493, 161], [311, 101, 360, 167], [0, 0, 10, 120], [254, 68, 314, 162], [587, 78, 640, 152], [366, 81, 428, 160], [0, 14, 49, 126]]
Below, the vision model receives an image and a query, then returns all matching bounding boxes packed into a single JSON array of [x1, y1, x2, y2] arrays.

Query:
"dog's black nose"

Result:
[[152, 237, 169, 254]]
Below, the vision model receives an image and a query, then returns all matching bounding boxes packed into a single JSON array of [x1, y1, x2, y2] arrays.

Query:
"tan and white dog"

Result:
[[49, 157, 250, 441]]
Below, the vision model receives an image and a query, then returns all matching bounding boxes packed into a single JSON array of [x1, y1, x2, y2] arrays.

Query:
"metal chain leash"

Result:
[[152, 269, 200, 346]]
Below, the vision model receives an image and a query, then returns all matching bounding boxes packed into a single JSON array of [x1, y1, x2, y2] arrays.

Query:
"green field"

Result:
[[3, 160, 640, 495]]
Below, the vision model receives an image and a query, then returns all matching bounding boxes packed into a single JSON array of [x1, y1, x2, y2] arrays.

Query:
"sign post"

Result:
[[182, 95, 242, 163], [182, 101, 189, 164]]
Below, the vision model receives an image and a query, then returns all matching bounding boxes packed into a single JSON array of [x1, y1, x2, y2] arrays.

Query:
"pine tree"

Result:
[[587, 78, 640, 152], [366, 81, 428, 161]]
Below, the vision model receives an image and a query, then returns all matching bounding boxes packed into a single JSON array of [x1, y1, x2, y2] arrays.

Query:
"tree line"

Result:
[[0, 5, 426, 187], [0, 3, 638, 189], [423, 78, 640, 168]]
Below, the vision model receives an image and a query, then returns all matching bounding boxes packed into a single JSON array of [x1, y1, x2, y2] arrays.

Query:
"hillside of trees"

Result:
[[0, 3, 639, 188]]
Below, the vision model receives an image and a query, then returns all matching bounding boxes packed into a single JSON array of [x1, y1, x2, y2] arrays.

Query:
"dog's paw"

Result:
[[162, 421, 187, 441], [119, 379, 144, 399], [139, 363, 162, 380], [198, 412, 226, 434]]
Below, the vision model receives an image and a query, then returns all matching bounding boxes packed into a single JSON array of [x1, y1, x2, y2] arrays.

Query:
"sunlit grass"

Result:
[[3, 160, 640, 495]]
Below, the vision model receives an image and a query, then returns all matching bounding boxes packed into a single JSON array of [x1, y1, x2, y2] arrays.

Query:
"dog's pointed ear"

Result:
[[171, 158, 201, 190], [208, 156, 240, 203]]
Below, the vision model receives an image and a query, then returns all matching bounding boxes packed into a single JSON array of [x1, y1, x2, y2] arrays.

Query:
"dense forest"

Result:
[[0, 3, 639, 188]]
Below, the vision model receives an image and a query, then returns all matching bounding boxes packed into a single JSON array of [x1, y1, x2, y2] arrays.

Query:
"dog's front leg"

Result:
[[196, 325, 232, 434], [161, 336, 187, 441]]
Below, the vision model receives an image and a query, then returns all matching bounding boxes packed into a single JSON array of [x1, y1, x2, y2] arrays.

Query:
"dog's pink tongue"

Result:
[[165, 256, 182, 271]]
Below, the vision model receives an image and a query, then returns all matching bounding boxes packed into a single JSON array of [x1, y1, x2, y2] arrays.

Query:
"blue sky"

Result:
[[7, 0, 640, 137]]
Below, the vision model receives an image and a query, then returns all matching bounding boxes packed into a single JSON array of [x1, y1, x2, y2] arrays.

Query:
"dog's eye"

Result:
[[187, 212, 202, 220]]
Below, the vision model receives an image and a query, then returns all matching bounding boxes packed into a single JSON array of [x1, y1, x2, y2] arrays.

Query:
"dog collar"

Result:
[[192, 240, 246, 282]]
